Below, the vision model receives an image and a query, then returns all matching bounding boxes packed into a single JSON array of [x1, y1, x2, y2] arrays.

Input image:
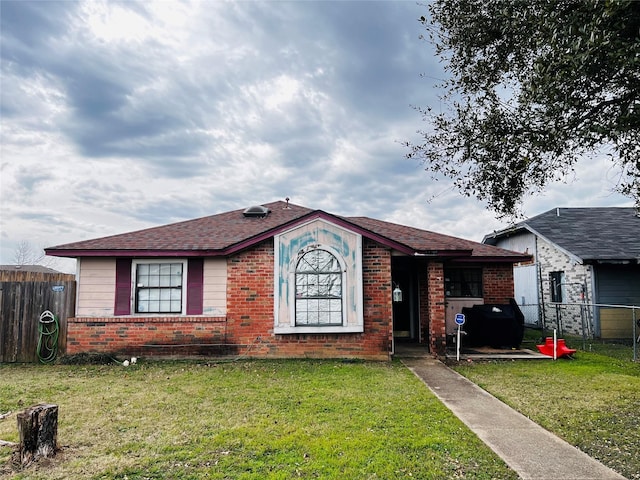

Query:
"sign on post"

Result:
[[455, 313, 465, 361]]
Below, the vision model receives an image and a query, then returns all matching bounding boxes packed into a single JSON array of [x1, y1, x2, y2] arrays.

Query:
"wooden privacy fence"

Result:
[[0, 271, 76, 363]]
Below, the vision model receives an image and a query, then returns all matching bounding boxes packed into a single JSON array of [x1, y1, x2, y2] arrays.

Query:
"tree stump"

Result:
[[17, 403, 58, 466]]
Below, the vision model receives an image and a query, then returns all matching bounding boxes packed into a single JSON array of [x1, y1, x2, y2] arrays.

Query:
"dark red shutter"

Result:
[[114, 258, 132, 315], [186, 258, 204, 315]]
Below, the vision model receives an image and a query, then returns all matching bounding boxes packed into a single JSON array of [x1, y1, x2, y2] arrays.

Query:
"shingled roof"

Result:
[[483, 207, 640, 263], [46, 200, 528, 262]]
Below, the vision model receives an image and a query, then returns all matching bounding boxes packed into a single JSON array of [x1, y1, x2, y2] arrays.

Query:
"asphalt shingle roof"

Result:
[[46, 200, 528, 261], [485, 207, 640, 262]]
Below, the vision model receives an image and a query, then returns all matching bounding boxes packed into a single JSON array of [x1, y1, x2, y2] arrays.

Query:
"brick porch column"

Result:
[[427, 262, 446, 356]]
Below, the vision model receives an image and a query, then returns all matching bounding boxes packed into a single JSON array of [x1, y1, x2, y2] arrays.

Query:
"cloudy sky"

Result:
[[1, 0, 632, 273]]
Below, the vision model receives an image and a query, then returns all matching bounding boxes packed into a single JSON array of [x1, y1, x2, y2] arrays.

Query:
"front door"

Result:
[[392, 259, 418, 341]]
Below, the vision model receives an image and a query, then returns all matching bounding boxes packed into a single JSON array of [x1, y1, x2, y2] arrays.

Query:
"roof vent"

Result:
[[243, 205, 271, 218]]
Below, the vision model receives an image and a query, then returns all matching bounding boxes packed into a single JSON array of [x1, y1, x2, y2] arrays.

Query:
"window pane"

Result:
[[307, 276, 320, 296], [550, 271, 564, 302], [296, 299, 308, 324], [307, 299, 319, 313], [307, 309, 319, 325], [445, 268, 482, 297], [318, 310, 330, 324], [329, 299, 341, 313], [134, 262, 184, 314], [320, 255, 339, 272], [295, 249, 343, 326]]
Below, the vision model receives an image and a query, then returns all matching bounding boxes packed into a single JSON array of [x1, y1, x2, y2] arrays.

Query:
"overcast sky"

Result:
[[1, 0, 632, 273]]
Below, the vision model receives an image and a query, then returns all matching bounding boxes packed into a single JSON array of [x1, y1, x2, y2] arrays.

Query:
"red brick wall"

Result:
[[225, 241, 275, 357], [64, 245, 515, 360], [360, 240, 393, 359], [482, 264, 515, 303], [226, 239, 392, 360], [418, 265, 429, 346], [428, 262, 446, 355], [66, 316, 228, 356]]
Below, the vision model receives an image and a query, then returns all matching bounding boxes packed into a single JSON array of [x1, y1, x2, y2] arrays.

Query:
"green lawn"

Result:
[[0, 359, 517, 480], [452, 346, 640, 480]]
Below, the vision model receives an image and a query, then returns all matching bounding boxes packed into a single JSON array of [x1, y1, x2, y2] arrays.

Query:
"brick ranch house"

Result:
[[45, 200, 529, 360]]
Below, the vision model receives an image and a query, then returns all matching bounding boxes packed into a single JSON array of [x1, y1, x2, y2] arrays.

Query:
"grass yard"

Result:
[[0, 359, 517, 480], [452, 346, 640, 480]]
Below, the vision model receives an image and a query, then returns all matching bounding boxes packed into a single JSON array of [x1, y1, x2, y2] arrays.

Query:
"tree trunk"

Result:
[[17, 403, 58, 466]]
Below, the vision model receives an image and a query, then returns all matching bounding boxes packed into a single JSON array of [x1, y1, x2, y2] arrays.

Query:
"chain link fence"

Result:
[[519, 301, 638, 361]]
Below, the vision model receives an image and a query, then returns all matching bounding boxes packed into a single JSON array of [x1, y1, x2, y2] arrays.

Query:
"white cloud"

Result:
[[0, 0, 632, 273]]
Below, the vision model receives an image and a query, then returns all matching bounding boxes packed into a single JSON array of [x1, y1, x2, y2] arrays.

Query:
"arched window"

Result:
[[295, 249, 343, 326]]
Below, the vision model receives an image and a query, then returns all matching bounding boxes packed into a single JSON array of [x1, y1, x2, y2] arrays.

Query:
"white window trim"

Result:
[[131, 259, 188, 315], [274, 240, 363, 334]]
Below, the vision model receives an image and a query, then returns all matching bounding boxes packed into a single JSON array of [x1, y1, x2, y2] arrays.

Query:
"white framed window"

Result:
[[273, 219, 363, 334], [133, 260, 187, 314], [295, 249, 343, 326]]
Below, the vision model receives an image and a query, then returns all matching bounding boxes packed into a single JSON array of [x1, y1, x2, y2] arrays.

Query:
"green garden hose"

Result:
[[37, 310, 59, 364]]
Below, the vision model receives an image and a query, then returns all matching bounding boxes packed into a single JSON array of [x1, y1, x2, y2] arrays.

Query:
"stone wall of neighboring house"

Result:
[[537, 237, 594, 336]]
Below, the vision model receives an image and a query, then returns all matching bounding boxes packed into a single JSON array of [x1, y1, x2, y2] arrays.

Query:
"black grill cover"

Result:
[[461, 299, 524, 348]]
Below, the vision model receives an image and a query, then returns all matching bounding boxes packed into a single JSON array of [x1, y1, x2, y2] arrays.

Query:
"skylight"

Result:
[[243, 205, 270, 218]]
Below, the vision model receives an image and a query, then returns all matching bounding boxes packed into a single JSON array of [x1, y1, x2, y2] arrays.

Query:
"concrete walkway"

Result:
[[402, 357, 626, 480]]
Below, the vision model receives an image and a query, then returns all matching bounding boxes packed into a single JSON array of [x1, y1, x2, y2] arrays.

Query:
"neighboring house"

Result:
[[483, 207, 640, 339], [45, 200, 529, 360], [0, 264, 64, 275]]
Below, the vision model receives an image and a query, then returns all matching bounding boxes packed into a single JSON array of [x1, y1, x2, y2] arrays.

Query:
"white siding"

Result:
[[492, 231, 536, 259], [78, 257, 227, 317], [77, 258, 116, 316], [513, 264, 540, 326], [203, 258, 227, 316]]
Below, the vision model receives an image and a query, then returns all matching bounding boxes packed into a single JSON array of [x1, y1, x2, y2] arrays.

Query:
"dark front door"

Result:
[[392, 258, 418, 341]]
